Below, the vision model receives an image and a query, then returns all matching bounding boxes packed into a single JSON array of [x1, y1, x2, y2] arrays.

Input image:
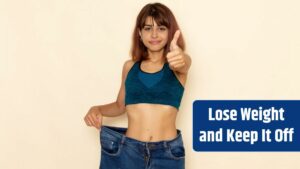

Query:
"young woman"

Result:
[[84, 3, 191, 169]]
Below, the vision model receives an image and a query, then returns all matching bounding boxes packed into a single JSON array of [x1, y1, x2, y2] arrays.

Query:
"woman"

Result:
[[84, 3, 191, 169]]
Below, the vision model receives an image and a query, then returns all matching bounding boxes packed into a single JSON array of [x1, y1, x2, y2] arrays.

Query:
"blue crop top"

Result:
[[125, 61, 184, 109]]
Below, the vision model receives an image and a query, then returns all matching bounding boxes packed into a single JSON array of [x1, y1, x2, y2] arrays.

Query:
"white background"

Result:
[[1, 0, 299, 168]]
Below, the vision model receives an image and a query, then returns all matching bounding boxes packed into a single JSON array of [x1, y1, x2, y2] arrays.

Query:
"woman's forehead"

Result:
[[144, 16, 163, 26]]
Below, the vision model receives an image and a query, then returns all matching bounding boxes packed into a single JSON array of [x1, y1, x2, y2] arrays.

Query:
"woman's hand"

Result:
[[166, 30, 191, 74], [84, 106, 103, 130]]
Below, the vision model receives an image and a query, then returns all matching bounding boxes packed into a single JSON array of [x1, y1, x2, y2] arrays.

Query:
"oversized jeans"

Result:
[[99, 126, 185, 169]]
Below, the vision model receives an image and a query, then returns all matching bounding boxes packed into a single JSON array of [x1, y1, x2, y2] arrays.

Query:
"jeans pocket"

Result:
[[100, 139, 122, 156], [168, 144, 185, 159]]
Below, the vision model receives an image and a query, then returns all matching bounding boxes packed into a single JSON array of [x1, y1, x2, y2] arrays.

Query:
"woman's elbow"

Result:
[[116, 100, 126, 114]]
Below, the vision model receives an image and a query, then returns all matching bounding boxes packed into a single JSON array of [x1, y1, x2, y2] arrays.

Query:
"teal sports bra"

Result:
[[125, 61, 184, 109]]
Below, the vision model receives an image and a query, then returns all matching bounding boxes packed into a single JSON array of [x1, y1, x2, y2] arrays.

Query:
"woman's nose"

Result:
[[151, 29, 158, 38]]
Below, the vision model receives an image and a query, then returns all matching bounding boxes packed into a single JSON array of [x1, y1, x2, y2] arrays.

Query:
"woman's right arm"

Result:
[[83, 60, 134, 129]]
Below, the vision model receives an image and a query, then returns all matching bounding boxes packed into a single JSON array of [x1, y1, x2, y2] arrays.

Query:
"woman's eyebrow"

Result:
[[144, 24, 166, 27]]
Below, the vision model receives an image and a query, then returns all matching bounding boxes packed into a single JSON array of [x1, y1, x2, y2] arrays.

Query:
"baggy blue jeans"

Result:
[[99, 125, 185, 169]]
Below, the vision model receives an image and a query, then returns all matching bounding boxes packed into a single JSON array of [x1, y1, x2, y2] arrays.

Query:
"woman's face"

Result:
[[140, 16, 169, 53]]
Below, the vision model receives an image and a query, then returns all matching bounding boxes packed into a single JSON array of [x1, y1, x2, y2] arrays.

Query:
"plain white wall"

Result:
[[0, 0, 299, 168]]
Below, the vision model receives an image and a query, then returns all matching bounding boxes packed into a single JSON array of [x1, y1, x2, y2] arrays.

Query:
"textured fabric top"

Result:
[[125, 61, 184, 109]]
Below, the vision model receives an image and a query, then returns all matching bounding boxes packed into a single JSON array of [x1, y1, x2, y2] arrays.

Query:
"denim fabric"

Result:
[[99, 125, 185, 169]]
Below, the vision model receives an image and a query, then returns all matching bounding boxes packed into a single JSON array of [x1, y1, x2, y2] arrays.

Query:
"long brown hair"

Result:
[[131, 3, 185, 61]]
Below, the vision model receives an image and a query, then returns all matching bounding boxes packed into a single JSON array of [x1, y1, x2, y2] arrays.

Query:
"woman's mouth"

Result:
[[149, 40, 161, 45]]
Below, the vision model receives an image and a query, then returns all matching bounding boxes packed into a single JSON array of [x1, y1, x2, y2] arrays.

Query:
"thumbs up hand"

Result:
[[166, 30, 188, 72]]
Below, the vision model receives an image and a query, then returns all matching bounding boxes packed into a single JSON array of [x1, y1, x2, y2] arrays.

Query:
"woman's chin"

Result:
[[147, 46, 165, 53]]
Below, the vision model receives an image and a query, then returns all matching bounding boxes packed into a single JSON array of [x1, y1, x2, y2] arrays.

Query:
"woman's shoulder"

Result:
[[122, 59, 138, 74]]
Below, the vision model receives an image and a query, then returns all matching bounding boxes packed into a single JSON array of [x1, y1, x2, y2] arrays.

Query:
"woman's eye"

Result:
[[144, 27, 151, 31], [159, 27, 167, 31]]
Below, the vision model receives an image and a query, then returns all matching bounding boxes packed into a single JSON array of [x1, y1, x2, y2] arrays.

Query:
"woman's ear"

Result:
[[139, 30, 141, 37]]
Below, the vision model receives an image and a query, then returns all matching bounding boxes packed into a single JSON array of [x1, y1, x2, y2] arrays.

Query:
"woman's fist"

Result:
[[166, 30, 187, 71], [84, 106, 103, 130]]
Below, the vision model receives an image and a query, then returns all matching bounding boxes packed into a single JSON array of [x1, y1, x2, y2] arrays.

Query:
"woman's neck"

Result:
[[147, 50, 165, 64]]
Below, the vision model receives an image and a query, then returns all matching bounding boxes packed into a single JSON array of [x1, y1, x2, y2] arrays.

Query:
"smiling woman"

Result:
[[139, 18, 169, 53], [131, 3, 185, 62], [84, 2, 191, 169]]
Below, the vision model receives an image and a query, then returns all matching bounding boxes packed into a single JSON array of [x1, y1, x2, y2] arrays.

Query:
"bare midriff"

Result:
[[125, 103, 178, 142]]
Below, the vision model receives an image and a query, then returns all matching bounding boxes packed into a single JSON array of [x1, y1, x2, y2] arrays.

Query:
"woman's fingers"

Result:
[[91, 112, 101, 128], [84, 115, 90, 126], [86, 115, 96, 127], [84, 106, 103, 129], [84, 111, 96, 127], [96, 114, 102, 129], [96, 121, 102, 130]]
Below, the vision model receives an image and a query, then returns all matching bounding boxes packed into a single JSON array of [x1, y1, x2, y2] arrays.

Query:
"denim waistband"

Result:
[[100, 125, 183, 150]]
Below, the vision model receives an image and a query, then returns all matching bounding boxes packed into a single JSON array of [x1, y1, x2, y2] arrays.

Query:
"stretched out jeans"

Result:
[[99, 125, 185, 169]]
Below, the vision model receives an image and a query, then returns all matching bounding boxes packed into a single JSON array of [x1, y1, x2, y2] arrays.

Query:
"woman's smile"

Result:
[[149, 40, 162, 45]]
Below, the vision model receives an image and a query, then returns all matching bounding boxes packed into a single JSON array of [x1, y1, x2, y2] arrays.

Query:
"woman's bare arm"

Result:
[[84, 60, 134, 128]]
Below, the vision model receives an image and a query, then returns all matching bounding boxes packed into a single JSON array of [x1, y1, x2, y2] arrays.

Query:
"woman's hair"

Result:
[[131, 3, 185, 61]]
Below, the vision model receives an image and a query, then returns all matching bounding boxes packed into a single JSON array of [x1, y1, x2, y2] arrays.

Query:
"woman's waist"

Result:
[[100, 125, 183, 149], [125, 122, 177, 142]]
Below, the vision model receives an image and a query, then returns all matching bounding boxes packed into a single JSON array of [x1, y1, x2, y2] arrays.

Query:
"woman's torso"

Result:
[[125, 104, 178, 142], [124, 60, 186, 142]]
